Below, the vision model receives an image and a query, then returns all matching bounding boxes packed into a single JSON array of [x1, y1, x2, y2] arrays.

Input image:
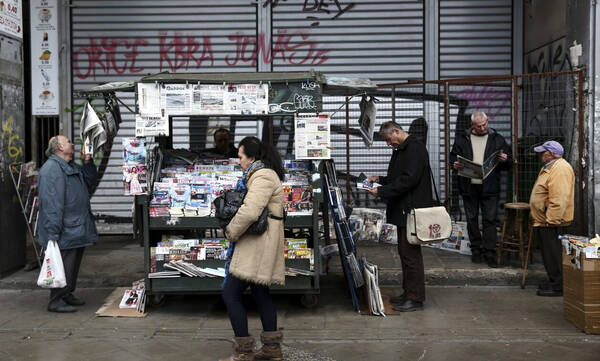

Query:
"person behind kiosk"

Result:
[[206, 128, 239, 158], [220, 136, 286, 361]]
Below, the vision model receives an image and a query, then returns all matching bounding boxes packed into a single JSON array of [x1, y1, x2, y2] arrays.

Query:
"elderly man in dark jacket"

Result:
[[38, 135, 98, 313], [449, 111, 511, 267], [368, 121, 433, 312]]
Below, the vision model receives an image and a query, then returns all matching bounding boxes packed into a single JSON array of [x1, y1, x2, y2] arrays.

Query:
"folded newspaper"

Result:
[[456, 150, 501, 180], [356, 172, 381, 190]]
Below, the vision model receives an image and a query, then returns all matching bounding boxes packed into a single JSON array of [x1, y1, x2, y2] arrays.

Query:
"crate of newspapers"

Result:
[[561, 234, 600, 334]]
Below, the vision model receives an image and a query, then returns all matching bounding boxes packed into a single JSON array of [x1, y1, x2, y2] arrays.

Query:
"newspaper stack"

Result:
[[163, 260, 225, 278], [361, 257, 385, 317], [119, 279, 146, 313]]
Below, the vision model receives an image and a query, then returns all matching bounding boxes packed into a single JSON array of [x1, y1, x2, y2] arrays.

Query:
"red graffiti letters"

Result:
[[73, 31, 330, 80], [159, 32, 214, 73], [73, 38, 148, 80], [456, 86, 511, 120], [226, 29, 329, 67]]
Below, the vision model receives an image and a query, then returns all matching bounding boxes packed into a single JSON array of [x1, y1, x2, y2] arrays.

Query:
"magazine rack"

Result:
[[134, 74, 329, 307], [9, 163, 42, 269]]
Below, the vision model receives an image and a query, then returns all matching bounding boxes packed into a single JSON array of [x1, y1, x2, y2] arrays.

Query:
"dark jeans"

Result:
[[49, 247, 85, 308], [397, 226, 425, 302], [536, 226, 566, 290], [462, 184, 498, 255], [222, 275, 277, 337]]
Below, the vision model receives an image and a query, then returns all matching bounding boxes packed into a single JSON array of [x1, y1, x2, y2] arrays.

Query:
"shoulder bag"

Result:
[[213, 189, 283, 236], [406, 166, 452, 245]]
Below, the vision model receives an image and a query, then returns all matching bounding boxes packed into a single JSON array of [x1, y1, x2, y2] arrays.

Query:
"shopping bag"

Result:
[[37, 241, 67, 288]]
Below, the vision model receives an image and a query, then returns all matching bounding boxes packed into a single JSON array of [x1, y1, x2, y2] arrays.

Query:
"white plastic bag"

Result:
[[37, 241, 67, 288]]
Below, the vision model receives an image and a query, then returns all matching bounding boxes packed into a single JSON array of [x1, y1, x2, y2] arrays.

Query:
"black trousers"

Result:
[[536, 226, 566, 290], [222, 275, 277, 337], [49, 247, 85, 308], [462, 184, 498, 254], [397, 226, 425, 302]]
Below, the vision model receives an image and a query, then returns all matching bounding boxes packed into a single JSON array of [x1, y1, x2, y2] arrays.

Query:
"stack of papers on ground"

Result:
[[362, 257, 385, 317]]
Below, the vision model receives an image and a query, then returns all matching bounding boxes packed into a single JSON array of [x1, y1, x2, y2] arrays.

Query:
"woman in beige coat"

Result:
[[220, 136, 285, 361]]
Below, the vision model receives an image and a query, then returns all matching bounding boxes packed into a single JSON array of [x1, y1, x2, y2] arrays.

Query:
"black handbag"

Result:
[[213, 190, 270, 235]]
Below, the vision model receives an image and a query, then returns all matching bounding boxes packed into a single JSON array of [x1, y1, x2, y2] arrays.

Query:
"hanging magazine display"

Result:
[[123, 138, 147, 195], [457, 150, 501, 180], [294, 113, 331, 160]]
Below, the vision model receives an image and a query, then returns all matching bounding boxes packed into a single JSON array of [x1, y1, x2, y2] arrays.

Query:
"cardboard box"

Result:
[[563, 249, 600, 334]]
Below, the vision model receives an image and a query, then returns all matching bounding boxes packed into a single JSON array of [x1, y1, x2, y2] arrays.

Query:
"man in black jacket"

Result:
[[449, 111, 512, 267], [368, 121, 433, 312]]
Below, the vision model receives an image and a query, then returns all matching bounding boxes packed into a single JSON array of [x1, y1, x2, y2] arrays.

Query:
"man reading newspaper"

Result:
[[449, 111, 512, 267]]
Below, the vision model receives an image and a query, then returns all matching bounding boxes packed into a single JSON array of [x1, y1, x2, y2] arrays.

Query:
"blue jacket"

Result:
[[37, 155, 98, 249]]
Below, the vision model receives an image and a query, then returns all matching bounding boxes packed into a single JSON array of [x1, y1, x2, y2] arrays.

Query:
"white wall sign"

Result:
[[0, 0, 22, 39], [30, 0, 59, 115]]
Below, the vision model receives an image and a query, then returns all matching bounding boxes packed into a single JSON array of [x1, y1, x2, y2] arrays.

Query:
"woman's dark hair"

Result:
[[239, 136, 284, 180]]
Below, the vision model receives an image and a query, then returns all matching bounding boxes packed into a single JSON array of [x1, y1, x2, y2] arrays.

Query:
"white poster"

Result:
[[137, 83, 162, 115], [0, 0, 22, 39], [160, 84, 191, 115], [30, 0, 58, 115], [135, 113, 169, 137], [192, 84, 225, 114], [294, 113, 331, 160]]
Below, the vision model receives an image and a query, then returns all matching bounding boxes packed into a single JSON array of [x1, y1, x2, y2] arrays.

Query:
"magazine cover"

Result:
[[169, 184, 191, 208], [122, 138, 147, 165], [283, 185, 313, 215], [123, 165, 148, 195]]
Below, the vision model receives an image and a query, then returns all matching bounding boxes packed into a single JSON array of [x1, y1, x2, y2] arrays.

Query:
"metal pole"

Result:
[[513, 76, 519, 203], [391, 86, 396, 123], [345, 95, 351, 205], [577, 70, 585, 235], [443, 82, 450, 201]]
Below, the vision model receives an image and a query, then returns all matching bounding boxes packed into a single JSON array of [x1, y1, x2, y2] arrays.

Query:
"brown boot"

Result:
[[219, 336, 255, 361], [254, 331, 283, 360]]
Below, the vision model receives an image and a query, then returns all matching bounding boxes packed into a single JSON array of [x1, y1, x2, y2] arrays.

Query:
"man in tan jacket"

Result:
[[529, 140, 574, 297]]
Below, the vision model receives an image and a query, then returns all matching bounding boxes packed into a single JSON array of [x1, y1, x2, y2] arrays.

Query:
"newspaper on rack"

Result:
[[163, 260, 226, 278], [361, 257, 385, 316]]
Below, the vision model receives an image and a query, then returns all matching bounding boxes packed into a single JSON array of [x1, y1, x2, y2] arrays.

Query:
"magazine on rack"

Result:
[[456, 150, 501, 180]]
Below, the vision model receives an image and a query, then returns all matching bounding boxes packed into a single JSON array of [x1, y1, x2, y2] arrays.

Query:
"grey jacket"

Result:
[[37, 155, 98, 249]]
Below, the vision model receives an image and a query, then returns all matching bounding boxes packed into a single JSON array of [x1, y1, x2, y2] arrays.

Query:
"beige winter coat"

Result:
[[226, 168, 285, 286]]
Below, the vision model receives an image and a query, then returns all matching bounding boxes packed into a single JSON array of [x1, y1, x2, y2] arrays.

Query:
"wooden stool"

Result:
[[497, 202, 531, 267]]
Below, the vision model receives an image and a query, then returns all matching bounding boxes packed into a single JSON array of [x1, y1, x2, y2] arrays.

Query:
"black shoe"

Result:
[[392, 299, 424, 312], [48, 304, 77, 313], [63, 294, 85, 306], [537, 283, 553, 291], [536, 289, 563, 297], [485, 257, 499, 268], [389, 294, 407, 304], [471, 250, 483, 263]]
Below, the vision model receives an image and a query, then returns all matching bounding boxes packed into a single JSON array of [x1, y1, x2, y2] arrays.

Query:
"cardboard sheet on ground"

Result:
[[96, 287, 148, 318]]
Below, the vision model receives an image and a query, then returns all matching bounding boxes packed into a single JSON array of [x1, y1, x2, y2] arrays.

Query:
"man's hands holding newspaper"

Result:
[[453, 152, 507, 170]]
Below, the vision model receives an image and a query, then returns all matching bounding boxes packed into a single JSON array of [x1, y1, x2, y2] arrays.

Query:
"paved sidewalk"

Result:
[[1, 236, 547, 289], [0, 282, 598, 361]]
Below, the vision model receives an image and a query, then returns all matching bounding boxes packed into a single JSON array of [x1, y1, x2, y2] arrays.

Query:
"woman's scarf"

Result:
[[223, 160, 265, 286]]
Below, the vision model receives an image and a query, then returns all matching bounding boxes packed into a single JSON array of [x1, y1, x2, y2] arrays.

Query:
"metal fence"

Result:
[[338, 70, 586, 234]]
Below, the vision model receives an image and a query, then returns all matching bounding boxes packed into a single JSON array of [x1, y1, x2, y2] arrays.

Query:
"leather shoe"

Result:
[[63, 294, 85, 306], [389, 294, 407, 304], [392, 299, 424, 312], [537, 283, 553, 291], [484, 254, 499, 268], [48, 304, 77, 313], [536, 289, 563, 297]]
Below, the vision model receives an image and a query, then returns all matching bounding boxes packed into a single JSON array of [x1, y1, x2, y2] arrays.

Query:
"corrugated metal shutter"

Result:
[[271, 0, 425, 204], [439, 0, 513, 78], [439, 0, 513, 210], [70, 0, 258, 218]]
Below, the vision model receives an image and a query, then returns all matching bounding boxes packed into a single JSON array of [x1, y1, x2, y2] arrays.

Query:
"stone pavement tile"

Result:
[[0, 339, 121, 361]]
